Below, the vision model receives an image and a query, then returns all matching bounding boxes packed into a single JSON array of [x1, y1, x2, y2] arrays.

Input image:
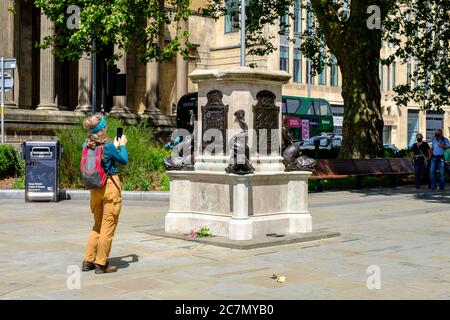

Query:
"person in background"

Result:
[[429, 128, 450, 190], [412, 133, 430, 189], [81, 115, 128, 274]]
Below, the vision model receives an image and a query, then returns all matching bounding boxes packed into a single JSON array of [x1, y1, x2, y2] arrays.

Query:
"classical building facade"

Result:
[[1, 0, 448, 148]]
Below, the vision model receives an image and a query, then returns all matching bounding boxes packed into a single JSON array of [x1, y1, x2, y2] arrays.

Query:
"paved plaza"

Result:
[[0, 187, 450, 299]]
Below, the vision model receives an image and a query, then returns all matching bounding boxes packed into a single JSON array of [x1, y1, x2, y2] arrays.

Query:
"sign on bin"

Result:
[[22, 141, 62, 202]]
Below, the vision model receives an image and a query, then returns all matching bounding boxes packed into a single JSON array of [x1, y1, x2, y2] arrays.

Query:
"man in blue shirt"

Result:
[[429, 128, 450, 190]]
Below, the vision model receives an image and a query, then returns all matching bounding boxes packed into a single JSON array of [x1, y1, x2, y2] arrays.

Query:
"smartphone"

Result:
[[117, 127, 123, 139]]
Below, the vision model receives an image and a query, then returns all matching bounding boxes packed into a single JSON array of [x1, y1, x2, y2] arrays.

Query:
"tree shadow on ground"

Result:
[[347, 185, 450, 205], [108, 254, 139, 270]]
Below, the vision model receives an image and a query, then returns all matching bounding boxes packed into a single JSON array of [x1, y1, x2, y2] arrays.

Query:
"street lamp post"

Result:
[[240, 0, 246, 67], [92, 40, 97, 114]]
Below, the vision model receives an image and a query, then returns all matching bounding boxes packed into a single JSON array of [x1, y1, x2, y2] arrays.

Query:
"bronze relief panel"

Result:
[[253, 90, 279, 154], [201, 90, 228, 154]]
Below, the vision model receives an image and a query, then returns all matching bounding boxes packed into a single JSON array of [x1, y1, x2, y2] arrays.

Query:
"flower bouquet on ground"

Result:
[[187, 226, 212, 238]]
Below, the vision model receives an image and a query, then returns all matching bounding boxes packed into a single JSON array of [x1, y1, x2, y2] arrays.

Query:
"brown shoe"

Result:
[[82, 260, 95, 272], [95, 263, 118, 274]]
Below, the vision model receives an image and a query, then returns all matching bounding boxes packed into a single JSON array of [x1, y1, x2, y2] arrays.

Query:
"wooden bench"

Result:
[[310, 158, 413, 191]]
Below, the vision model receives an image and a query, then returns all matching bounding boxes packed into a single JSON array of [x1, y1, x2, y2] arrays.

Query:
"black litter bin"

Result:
[[21, 141, 63, 202]]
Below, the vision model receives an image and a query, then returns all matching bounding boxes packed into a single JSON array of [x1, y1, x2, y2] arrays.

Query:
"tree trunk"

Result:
[[309, 0, 390, 159], [337, 46, 384, 159]]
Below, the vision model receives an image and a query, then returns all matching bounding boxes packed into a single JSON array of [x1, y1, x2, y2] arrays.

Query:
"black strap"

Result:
[[416, 144, 428, 159], [107, 175, 121, 191]]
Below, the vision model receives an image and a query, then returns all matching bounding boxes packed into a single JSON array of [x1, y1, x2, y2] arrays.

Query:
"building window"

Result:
[[306, 6, 314, 32], [280, 46, 289, 72], [407, 109, 420, 147], [294, 0, 302, 34], [391, 62, 396, 90], [414, 58, 418, 87], [380, 64, 384, 91], [224, 0, 239, 33], [426, 111, 444, 142], [293, 48, 302, 83], [407, 57, 412, 86], [387, 64, 391, 91], [330, 55, 338, 86], [388, 32, 396, 48], [318, 67, 327, 85], [306, 60, 314, 85], [331, 104, 344, 135], [280, 14, 289, 35], [383, 126, 392, 144]]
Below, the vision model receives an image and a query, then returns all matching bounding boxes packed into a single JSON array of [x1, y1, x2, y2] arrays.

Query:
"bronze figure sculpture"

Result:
[[282, 121, 316, 171], [163, 115, 196, 171], [225, 110, 255, 174]]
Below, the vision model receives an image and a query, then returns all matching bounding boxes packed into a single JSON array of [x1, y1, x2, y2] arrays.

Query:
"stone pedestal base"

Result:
[[36, 104, 59, 111], [165, 171, 312, 240], [109, 105, 132, 116], [143, 106, 162, 116], [74, 104, 92, 113], [4, 102, 18, 109]]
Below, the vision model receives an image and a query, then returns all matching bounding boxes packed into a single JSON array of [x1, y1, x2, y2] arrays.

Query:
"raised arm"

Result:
[[108, 143, 128, 165]]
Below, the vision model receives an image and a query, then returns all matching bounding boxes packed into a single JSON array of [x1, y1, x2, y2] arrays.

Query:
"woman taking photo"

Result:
[[81, 115, 128, 274], [411, 133, 430, 189]]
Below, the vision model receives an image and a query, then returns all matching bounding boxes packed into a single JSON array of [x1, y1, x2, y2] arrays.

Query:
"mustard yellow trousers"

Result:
[[83, 175, 122, 266]]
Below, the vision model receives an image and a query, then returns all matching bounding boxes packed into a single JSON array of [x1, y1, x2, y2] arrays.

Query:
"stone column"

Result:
[[75, 54, 92, 113], [229, 177, 253, 240], [143, 61, 161, 115], [176, 18, 189, 103], [110, 47, 131, 115], [143, 17, 163, 116], [37, 14, 58, 110], [287, 176, 312, 233], [0, 0, 18, 108]]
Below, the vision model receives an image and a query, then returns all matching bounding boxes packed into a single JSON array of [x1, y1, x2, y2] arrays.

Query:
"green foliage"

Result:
[[13, 159, 25, 189], [56, 116, 170, 191], [33, 0, 192, 63], [396, 148, 413, 159], [159, 174, 170, 192], [389, 0, 450, 111], [12, 175, 25, 190], [0, 145, 22, 179], [57, 118, 86, 188], [196, 226, 212, 238], [31, 0, 294, 64], [383, 148, 397, 159]]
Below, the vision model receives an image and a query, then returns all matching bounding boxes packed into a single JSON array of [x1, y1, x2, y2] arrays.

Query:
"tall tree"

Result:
[[301, 0, 450, 158]]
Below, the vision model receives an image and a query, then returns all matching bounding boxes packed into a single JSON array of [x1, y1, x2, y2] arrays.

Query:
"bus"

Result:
[[175, 93, 334, 142], [282, 96, 334, 141]]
